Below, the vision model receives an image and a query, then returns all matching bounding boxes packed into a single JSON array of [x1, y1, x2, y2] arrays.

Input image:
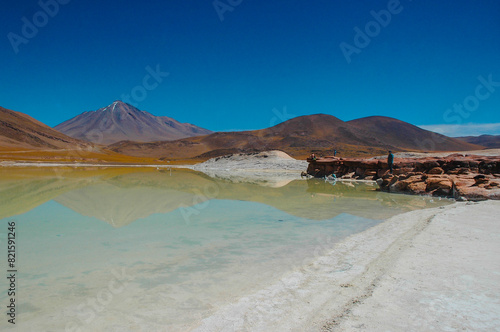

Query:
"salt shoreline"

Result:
[[193, 200, 500, 331]]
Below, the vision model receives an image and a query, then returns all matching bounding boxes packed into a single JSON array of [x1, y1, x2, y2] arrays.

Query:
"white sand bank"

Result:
[[193, 201, 500, 331], [188, 151, 308, 186], [191, 150, 307, 172]]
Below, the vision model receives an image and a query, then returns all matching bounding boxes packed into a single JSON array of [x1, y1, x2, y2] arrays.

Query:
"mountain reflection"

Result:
[[0, 167, 450, 226]]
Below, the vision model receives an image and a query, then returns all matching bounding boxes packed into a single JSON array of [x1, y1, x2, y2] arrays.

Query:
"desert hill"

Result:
[[55, 101, 213, 144], [347, 116, 481, 151], [109, 114, 483, 160], [0, 106, 92, 150], [457, 134, 500, 149]]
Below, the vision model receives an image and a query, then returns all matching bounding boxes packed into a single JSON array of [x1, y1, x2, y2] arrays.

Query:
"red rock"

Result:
[[377, 169, 390, 178], [408, 181, 427, 195], [428, 167, 444, 175], [406, 175, 423, 183], [426, 177, 453, 191], [394, 167, 414, 175], [390, 180, 409, 192], [306, 155, 500, 200], [423, 160, 440, 169]]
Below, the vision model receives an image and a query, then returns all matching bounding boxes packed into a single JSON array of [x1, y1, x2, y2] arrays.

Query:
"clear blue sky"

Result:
[[1, 0, 499, 136]]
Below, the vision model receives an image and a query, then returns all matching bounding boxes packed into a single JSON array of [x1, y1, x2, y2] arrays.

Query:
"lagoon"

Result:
[[0, 167, 451, 331]]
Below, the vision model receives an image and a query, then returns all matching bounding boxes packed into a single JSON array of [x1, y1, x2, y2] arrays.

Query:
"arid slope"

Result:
[[0, 106, 92, 150]]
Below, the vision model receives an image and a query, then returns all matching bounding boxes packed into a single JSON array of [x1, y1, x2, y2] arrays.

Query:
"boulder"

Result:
[[423, 160, 440, 169], [428, 167, 444, 175], [377, 169, 389, 178], [393, 167, 414, 175], [390, 180, 409, 192], [407, 181, 427, 195], [426, 177, 453, 192]]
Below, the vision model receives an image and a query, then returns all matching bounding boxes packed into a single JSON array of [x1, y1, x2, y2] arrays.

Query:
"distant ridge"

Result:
[[347, 116, 480, 151], [456, 134, 500, 149], [109, 113, 484, 160], [55, 101, 213, 144]]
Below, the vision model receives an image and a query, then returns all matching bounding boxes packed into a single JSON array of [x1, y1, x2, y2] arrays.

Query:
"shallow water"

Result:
[[0, 167, 451, 331]]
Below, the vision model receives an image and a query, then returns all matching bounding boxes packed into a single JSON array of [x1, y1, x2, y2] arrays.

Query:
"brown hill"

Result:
[[109, 114, 483, 160], [0, 106, 92, 150], [55, 101, 213, 144], [456, 135, 500, 149], [347, 116, 483, 152]]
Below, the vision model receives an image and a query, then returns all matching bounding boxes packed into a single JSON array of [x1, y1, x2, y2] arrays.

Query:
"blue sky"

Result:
[[1, 0, 499, 135]]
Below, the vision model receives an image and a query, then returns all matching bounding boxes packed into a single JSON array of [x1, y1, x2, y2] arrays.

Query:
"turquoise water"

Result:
[[0, 167, 451, 331]]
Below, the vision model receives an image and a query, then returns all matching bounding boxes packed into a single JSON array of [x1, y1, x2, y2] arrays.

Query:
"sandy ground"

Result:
[[330, 200, 500, 332], [193, 201, 500, 331]]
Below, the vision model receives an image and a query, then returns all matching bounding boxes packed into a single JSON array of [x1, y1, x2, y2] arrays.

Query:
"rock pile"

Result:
[[306, 154, 500, 200]]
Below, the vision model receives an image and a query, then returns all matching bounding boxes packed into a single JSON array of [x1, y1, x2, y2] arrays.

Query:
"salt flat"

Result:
[[194, 201, 500, 331]]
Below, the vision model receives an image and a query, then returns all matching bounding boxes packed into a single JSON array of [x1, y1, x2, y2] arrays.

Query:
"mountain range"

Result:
[[456, 135, 500, 149], [54, 101, 213, 144], [108, 114, 482, 160], [0, 102, 490, 162]]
